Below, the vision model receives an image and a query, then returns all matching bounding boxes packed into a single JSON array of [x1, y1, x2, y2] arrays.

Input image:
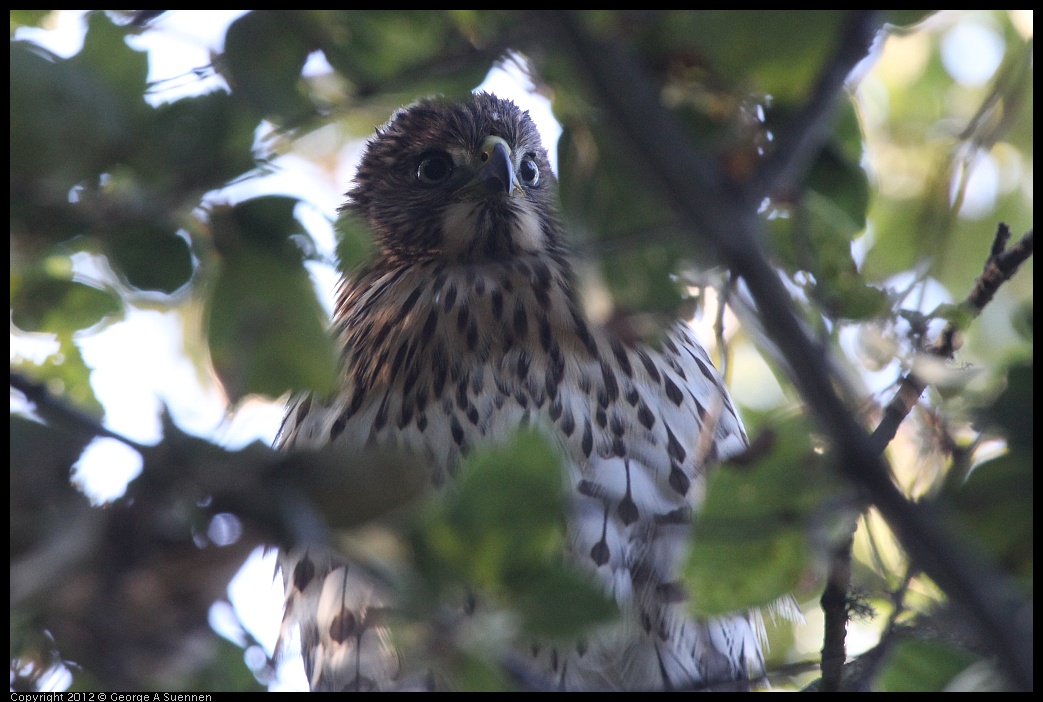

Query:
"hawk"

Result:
[[276, 92, 765, 691]]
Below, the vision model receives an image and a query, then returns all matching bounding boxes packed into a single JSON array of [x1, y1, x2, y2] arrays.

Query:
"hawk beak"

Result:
[[474, 135, 521, 197]]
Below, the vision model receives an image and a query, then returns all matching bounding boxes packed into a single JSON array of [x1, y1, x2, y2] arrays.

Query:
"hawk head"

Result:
[[346, 92, 562, 264]]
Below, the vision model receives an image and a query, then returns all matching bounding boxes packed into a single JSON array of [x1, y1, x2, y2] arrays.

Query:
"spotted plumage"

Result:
[[276, 92, 766, 691]]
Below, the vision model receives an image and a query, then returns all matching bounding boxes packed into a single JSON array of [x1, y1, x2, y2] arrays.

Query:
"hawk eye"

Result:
[[519, 157, 540, 186], [416, 151, 454, 185]]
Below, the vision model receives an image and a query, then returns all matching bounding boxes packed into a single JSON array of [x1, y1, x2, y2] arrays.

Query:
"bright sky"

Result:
[[11, 9, 1027, 692]]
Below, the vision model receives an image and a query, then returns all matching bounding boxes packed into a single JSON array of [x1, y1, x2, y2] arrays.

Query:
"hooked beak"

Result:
[[470, 135, 522, 197]]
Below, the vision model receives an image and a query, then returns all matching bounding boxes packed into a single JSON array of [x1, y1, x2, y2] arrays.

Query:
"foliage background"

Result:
[[10, 10, 1032, 692]]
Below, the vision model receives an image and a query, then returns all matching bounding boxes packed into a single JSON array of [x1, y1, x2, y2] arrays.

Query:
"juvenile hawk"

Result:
[[276, 92, 764, 691]]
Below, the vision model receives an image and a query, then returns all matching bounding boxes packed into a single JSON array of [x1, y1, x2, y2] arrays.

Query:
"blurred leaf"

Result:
[[317, 10, 487, 97], [207, 249, 338, 401], [512, 564, 617, 638], [106, 228, 194, 294], [11, 10, 54, 33], [557, 125, 675, 246], [335, 212, 376, 277], [207, 198, 338, 401], [222, 10, 316, 123], [441, 431, 568, 580], [648, 11, 848, 103], [139, 91, 260, 192], [448, 650, 510, 693], [9, 40, 125, 190], [981, 362, 1032, 452], [293, 445, 429, 529], [878, 639, 978, 692], [214, 195, 307, 253], [600, 244, 686, 316], [884, 11, 937, 28], [11, 275, 121, 334], [72, 11, 149, 112], [805, 141, 870, 236], [949, 452, 1032, 584], [12, 342, 105, 419], [686, 413, 849, 615], [414, 430, 616, 636], [10, 415, 93, 544]]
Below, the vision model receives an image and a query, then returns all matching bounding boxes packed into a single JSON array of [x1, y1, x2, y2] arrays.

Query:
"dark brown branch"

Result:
[[549, 12, 1033, 690], [10, 371, 150, 454], [819, 535, 854, 691], [749, 10, 881, 201], [869, 225, 1034, 454]]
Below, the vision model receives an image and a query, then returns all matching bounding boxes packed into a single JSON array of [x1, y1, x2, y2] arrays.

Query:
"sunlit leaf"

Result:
[[11, 341, 105, 419], [10, 10, 54, 33], [11, 275, 121, 334]]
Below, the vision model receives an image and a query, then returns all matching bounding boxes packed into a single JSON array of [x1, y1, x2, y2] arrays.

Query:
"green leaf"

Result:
[[141, 91, 260, 192], [653, 11, 849, 103], [450, 430, 567, 571], [293, 445, 429, 529], [878, 639, 978, 692], [949, 452, 1032, 583], [768, 160, 886, 321], [600, 243, 687, 316], [107, 228, 194, 294], [12, 341, 105, 420], [335, 212, 376, 277], [207, 198, 338, 401], [686, 413, 849, 615], [413, 430, 616, 637], [317, 11, 482, 95], [222, 10, 315, 123], [10, 10, 53, 33], [884, 11, 937, 28], [214, 196, 307, 254], [72, 11, 149, 112], [10, 414, 94, 559], [512, 563, 618, 637], [10, 40, 125, 189], [9, 414, 94, 502], [980, 362, 1032, 452], [207, 248, 338, 401], [11, 274, 121, 334]]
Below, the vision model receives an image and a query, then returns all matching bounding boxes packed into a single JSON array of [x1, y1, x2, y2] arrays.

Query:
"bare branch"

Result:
[[870, 225, 1034, 454], [548, 12, 1033, 690], [749, 11, 881, 201], [10, 371, 150, 454]]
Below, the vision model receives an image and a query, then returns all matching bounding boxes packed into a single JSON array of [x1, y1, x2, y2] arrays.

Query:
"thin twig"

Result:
[[869, 226, 1034, 454], [548, 12, 1033, 690], [10, 371, 150, 454], [819, 535, 854, 691]]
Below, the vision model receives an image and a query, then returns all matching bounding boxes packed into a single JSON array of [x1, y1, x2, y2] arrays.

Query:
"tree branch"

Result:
[[548, 11, 1033, 690], [749, 10, 880, 201], [10, 371, 150, 454], [869, 225, 1034, 454]]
